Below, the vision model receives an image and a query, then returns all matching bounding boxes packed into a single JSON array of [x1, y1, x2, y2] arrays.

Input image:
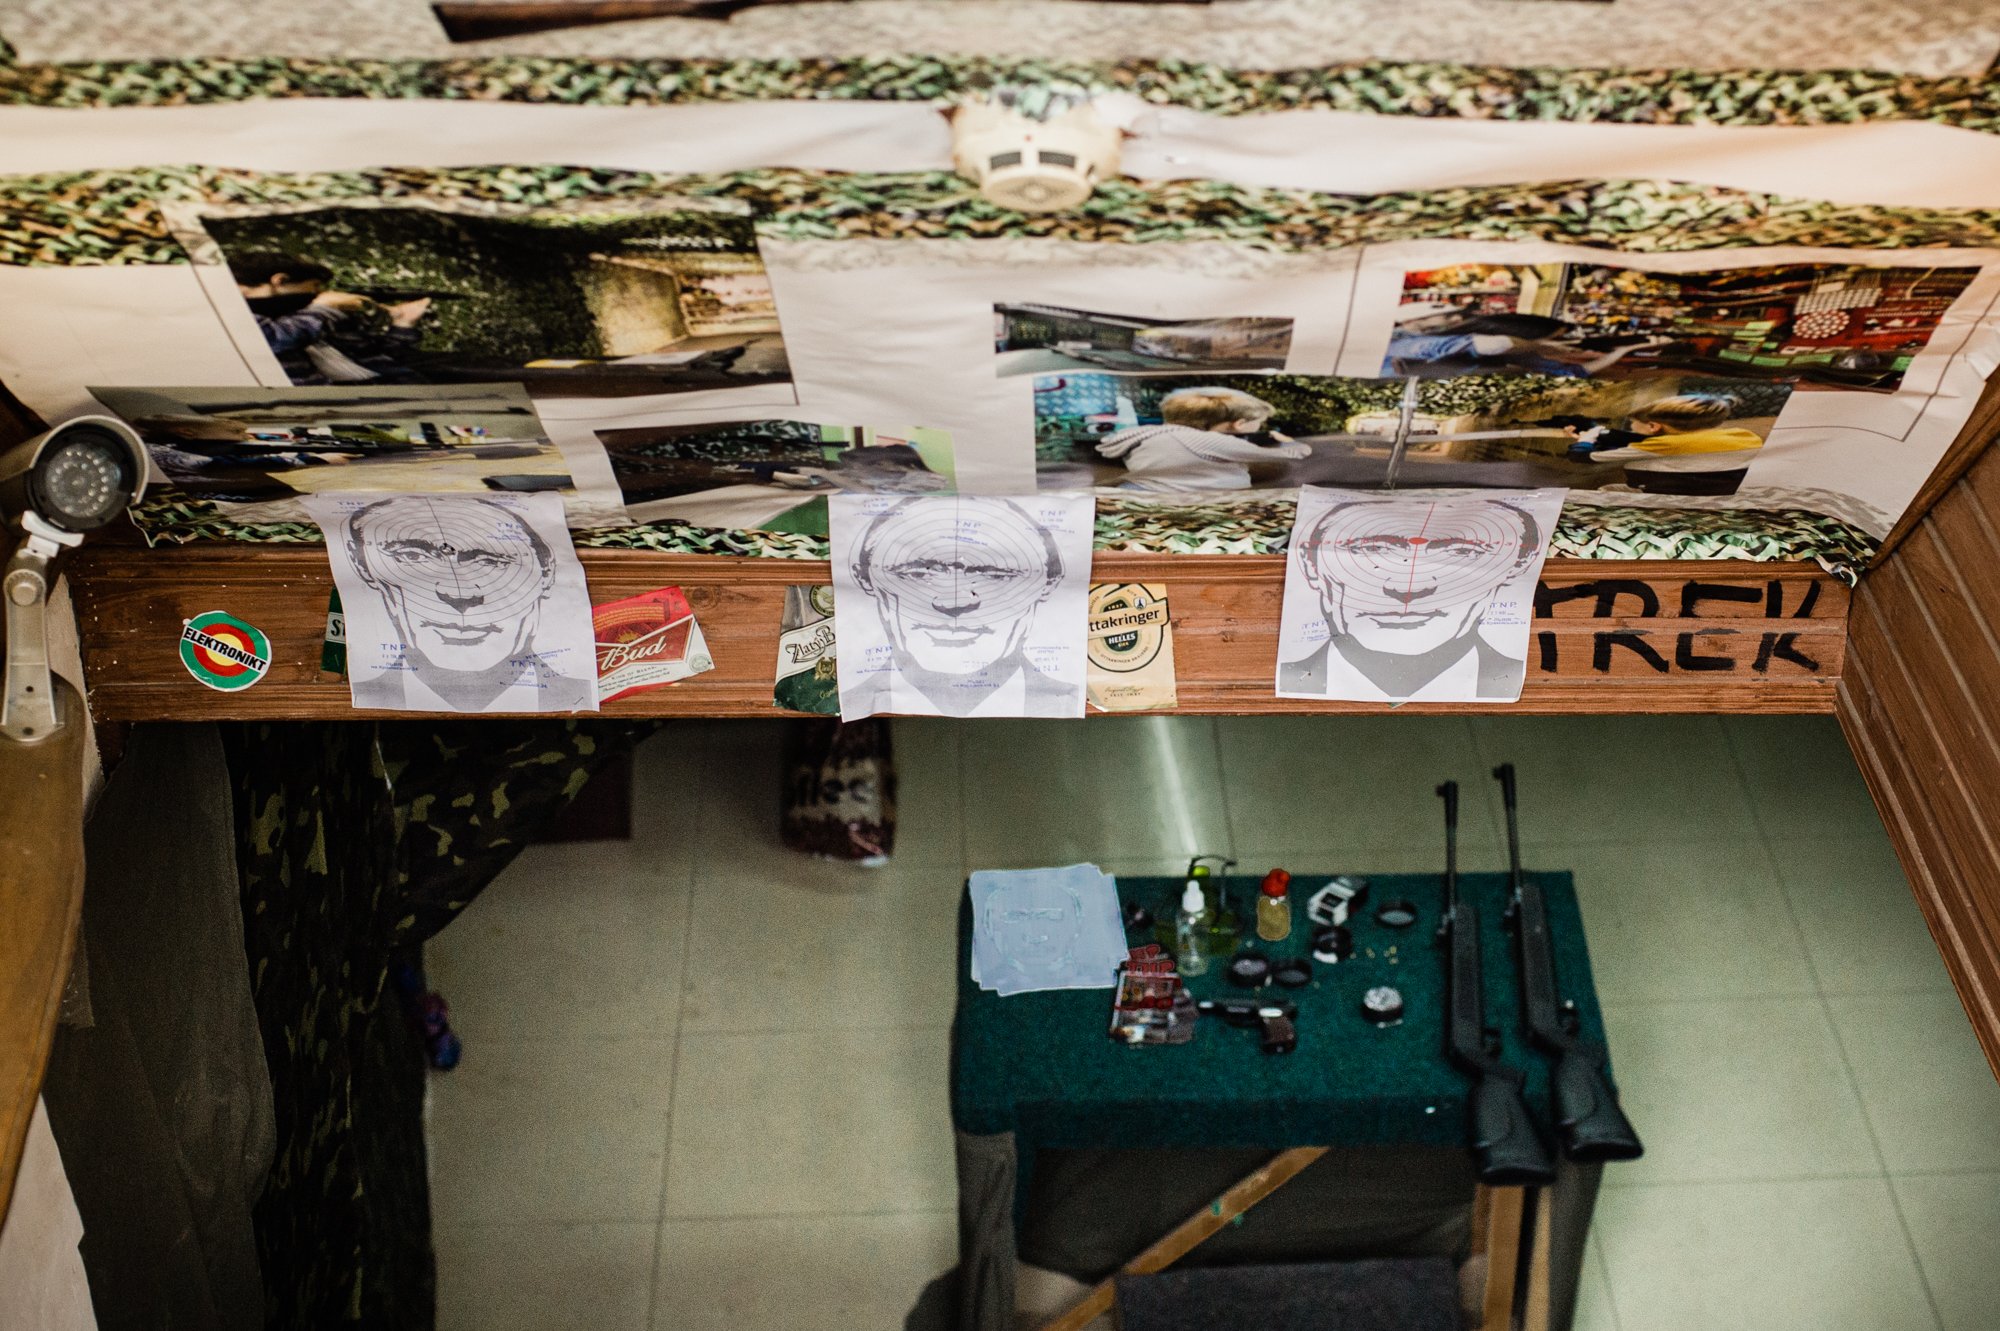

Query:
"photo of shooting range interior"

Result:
[[1388, 262, 1979, 393], [10, 10, 2000, 1331]]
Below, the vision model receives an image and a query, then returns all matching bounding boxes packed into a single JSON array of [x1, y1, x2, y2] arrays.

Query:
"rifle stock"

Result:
[[1471, 1069, 1559, 1186], [1553, 1042, 1643, 1161], [1438, 781, 1555, 1186], [1495, 763, 1643, 1164]]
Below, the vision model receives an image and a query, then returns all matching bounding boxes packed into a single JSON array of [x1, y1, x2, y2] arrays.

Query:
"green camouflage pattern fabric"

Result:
[[4, 53, 2000, 133], [127, 490, 1874, 581], [1093, 494, 1876, 582], [8, 163, 2000, 267], [222, 717, 653, 1329]]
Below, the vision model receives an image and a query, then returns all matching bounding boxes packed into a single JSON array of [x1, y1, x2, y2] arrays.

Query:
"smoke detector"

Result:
[[950, 85, 1124, 214]]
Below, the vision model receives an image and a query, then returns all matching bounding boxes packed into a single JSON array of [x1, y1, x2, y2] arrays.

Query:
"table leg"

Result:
[[1523, 1184, 1554, 1331], [1476, 1184, 1529, 1330], [1030, 1146, 1329, 1331]]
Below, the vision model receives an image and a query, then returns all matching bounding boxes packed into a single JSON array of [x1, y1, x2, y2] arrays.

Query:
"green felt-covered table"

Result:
[[952, 872, 1611, 1152]]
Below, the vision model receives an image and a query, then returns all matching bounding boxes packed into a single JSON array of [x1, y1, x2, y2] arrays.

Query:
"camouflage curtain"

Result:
[[220, 718, 655, 1330]]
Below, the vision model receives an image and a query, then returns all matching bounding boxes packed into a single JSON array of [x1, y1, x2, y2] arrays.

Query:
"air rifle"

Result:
[[1494, 763, 1644, 1163], [345, 287, 470, 306], [1436, 781, 1555, 1186]]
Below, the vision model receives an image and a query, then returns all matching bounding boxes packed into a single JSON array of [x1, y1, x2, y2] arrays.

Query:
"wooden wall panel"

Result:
[[65, 545, 1845, 720], [1841, 434, 2000, 1082]]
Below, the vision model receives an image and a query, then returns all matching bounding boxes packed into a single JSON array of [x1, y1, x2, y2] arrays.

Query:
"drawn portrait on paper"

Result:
[[1277, 487, 1564, 704], [314, 493, 598, 714], [830, 494, 1093, 719]]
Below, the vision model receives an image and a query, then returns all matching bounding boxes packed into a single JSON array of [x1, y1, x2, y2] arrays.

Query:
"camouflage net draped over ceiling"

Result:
[[0, 45, 1935, 581], [3, 51, 2000, 131], [7, 163, 2000, 268]]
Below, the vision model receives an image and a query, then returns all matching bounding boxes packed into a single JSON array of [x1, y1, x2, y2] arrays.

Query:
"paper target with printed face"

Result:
[[304, 490, 599, 714], [829, 492, 1094, 720], [1276, 485, 1565, 704]]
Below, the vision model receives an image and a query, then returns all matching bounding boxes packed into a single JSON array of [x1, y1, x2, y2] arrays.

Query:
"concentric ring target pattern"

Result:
[[305, 491, 600, 715], [1305, 501, 1528, 620], [1276, 486, 1566, 705], [866, 500, 1054, 630], [830, 493, 1096, 720], [363, 496, 547, 636]]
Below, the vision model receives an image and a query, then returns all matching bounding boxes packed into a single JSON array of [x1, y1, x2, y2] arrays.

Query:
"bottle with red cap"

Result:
[[1256, 868, 1292, 942]]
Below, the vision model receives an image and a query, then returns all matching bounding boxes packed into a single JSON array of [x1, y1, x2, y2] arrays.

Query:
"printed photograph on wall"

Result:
[[995, 303, 1293, 377], [90, 383, 573, 519], [1385, 261, 1979, 392], [596, 418, 956, 532], [1033, 370, 1791, 497], [173, 199, 791, 401]]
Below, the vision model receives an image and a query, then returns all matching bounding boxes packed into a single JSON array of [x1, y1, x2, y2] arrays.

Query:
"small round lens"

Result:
[[33, 427, 134, 531]]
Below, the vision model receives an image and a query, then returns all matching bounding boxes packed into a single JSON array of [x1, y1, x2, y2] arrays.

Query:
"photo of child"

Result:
[[1561, 393, 1769, 496], [1033, 370, 1790, 496], [1092, 386, 1309, 490]]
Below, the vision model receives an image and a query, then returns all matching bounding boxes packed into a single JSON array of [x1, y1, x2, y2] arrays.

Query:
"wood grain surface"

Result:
[[67, 545, 1845, 720], [1842, 429, 2000, 1081], [0, 682, 87, 1224]]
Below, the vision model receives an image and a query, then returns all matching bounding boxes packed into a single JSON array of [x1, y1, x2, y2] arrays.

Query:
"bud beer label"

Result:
[[592, 586, 714, 703], [179, 611, 272, 691]]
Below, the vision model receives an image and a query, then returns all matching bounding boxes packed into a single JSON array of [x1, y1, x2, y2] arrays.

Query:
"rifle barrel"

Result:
[[1492, 763, 1644, 1163]]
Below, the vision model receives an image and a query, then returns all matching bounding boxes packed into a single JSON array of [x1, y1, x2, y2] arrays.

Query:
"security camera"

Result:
[[0, 414, 148, 542], [1, 415, 148, 743]]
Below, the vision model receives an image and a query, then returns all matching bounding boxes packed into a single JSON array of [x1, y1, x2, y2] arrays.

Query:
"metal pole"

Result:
[[1381, 375, 1421, 490]]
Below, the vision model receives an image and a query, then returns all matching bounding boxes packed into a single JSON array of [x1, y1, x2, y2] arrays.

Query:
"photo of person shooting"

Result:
[[227, 251, 434, 386]]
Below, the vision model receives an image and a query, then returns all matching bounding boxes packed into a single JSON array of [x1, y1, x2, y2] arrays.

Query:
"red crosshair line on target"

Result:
[[1405, 503, 1437, 603]]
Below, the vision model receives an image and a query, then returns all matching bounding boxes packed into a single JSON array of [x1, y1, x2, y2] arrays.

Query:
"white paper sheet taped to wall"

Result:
[[829, 492, 1094, 719], [304, 491, 601, 714], [1276, 485, 1566, 704]]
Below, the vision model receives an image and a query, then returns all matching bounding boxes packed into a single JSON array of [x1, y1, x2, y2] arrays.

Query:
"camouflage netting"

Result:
[[10, 163, 2000, 267], [125, 491, 1877, 583], [4, 52, 2000, 132]]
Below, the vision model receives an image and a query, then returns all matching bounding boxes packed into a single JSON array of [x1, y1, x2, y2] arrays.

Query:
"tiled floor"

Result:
[[425, 714, 2000, 1331]]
